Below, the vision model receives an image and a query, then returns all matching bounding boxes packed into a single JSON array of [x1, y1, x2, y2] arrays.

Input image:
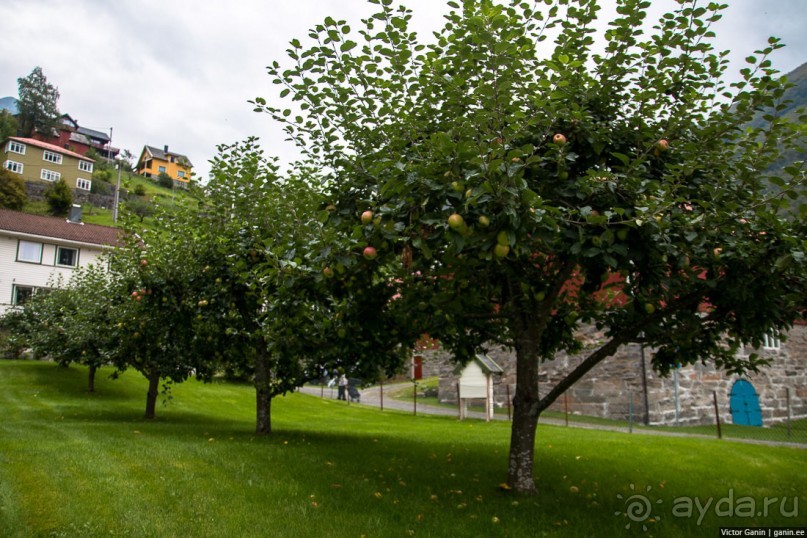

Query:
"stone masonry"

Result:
[[427, 323, 807, 426]]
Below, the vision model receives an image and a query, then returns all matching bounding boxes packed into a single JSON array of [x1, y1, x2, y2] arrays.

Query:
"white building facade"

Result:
[[0, 208, 118, 313]]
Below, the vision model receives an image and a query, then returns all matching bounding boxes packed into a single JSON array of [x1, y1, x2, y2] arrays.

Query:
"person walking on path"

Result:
[[337, 369, 348, 401]]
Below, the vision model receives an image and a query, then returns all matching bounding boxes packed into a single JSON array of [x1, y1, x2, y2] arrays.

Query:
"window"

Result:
[[17, 240, 43, 263], [43, 150, 63, 164], [41, 169, 61, 182], [177, 170, 185, 179], [763, 332, 781, 350], [13, 285, 36, 306], [79, 160, 93, 173], [56, 246, 78, 267], [7, 141, 25, 155], [11, 285, 49, 306], [4, 160, 23, 174], [158, 165, 166, 173], [76, 178, 92, 191]]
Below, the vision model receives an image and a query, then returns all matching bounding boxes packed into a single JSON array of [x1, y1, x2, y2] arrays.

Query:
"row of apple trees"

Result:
[[7, 137, 420, 431], [6, 0, 807, 493]]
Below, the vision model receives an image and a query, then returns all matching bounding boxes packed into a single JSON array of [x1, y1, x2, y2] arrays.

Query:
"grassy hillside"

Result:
[[1, 360, 804, 537], [22, 171, 192, 229]]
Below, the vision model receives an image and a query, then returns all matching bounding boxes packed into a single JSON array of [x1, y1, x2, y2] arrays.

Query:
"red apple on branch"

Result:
[[363, 246, 378, 260]]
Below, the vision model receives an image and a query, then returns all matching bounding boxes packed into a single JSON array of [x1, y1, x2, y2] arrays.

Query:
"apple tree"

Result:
[[12, 265, 116, 392], [254, 0, 807, 492], [195, 138, 417, 433], [104, 224, 221, 419]]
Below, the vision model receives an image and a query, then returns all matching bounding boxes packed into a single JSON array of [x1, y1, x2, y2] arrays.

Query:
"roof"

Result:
[[0, 208, 120, 247], [76, 126, 110, 142], [143, 144, 193, 168], [6, 137, 94, 162], [0, 96, 18, 115], [454, 354, 504, 375]]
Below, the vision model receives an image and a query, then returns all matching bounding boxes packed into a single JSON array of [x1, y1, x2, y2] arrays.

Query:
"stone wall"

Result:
[[432, 324, 807, 426], [25, 181, 127, 210]]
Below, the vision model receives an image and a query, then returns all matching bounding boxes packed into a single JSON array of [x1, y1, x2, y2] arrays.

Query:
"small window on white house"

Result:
[[79, 160, 93, 173], [7, 141, 25, 155], [56, 246, 78, 267], [4, 160, 23, 174], [18, 240, 43, 263], [763, 332, 781, 350], [43, 150, 63, 164], [76, 178, 92, 191], [11, 285, 49, 306], [12, 285, 36, 306], [41, 169, 61, 182]]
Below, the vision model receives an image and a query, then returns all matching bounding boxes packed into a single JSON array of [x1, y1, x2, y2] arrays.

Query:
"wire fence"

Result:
[[307, 379, 807, 445], [539, 387, 807, 446]]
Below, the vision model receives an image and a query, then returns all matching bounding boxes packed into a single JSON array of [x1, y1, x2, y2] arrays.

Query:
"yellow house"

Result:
[[136, 145, 193, 185], [2, 136, 95, 192]]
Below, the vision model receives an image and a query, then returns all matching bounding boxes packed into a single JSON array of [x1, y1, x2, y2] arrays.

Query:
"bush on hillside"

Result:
[[0, 168, 27, 210]]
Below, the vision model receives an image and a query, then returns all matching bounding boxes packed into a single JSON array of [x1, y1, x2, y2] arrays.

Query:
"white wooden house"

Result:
[[0, 207, 119, 313]]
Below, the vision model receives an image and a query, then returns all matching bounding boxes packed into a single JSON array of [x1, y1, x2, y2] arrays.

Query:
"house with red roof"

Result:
[[2, 136, 96, 193], [0, 207, 119, 313], [32, 114, 119, 161]]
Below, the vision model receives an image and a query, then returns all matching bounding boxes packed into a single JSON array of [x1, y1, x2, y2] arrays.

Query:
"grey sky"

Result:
[[1, 1, 805, 180]]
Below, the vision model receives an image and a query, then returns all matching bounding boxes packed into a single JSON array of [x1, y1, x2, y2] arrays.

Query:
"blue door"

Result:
[[729, 380, 762, 426]]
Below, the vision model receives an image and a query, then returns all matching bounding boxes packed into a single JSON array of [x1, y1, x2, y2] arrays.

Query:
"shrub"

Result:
[[44, 179, 73, 216], [0, 168, 27, 210]]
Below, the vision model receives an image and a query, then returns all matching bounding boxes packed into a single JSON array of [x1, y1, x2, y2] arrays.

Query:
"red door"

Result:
[[413, 356, 423, 380]]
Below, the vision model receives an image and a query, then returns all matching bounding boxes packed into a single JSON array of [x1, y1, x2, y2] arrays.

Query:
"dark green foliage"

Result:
[[0, 167, 27, 210], [156, 172, 174, 189], [43, 178, 72, 216], [124, 197, 153, 222], [0, 110, 18, 140], [16, 66, 60, 137], [257, 0, 807, 492]]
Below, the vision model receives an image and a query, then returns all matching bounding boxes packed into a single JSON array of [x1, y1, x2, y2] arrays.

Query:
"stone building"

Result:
[[425, 323, 807, 426]]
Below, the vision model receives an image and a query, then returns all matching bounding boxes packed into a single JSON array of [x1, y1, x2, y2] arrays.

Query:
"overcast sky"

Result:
[[2, 1, 805, 180]]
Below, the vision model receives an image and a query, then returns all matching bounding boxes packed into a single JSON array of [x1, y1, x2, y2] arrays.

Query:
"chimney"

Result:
[[68, 204, 82, 224], [164, 145, 169, 153]]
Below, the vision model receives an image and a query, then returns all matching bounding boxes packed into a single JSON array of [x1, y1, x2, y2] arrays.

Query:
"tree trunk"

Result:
[[87, 364, 97, 393], [254, 347, 272, 435], [144, 369, 160, 419], [504, 269, 546, 494], [507, 337, 541, 494]]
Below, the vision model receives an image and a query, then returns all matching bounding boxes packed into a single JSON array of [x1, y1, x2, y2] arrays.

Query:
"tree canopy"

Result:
[[254, 0, 807, 493], [16, 66, 60, 137]]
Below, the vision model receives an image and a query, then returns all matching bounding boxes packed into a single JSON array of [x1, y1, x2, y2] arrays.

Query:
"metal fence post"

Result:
[[506, 384, 511, 422], [629, 388, 634, 434], [786, 387, 792, 439], [413, 381, 417, 416], [564, 391, 569, 427], [713, 391, 722, 439]]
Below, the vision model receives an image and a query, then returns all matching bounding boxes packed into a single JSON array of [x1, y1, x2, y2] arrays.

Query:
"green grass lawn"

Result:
[[1, 361, 804, 537]]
